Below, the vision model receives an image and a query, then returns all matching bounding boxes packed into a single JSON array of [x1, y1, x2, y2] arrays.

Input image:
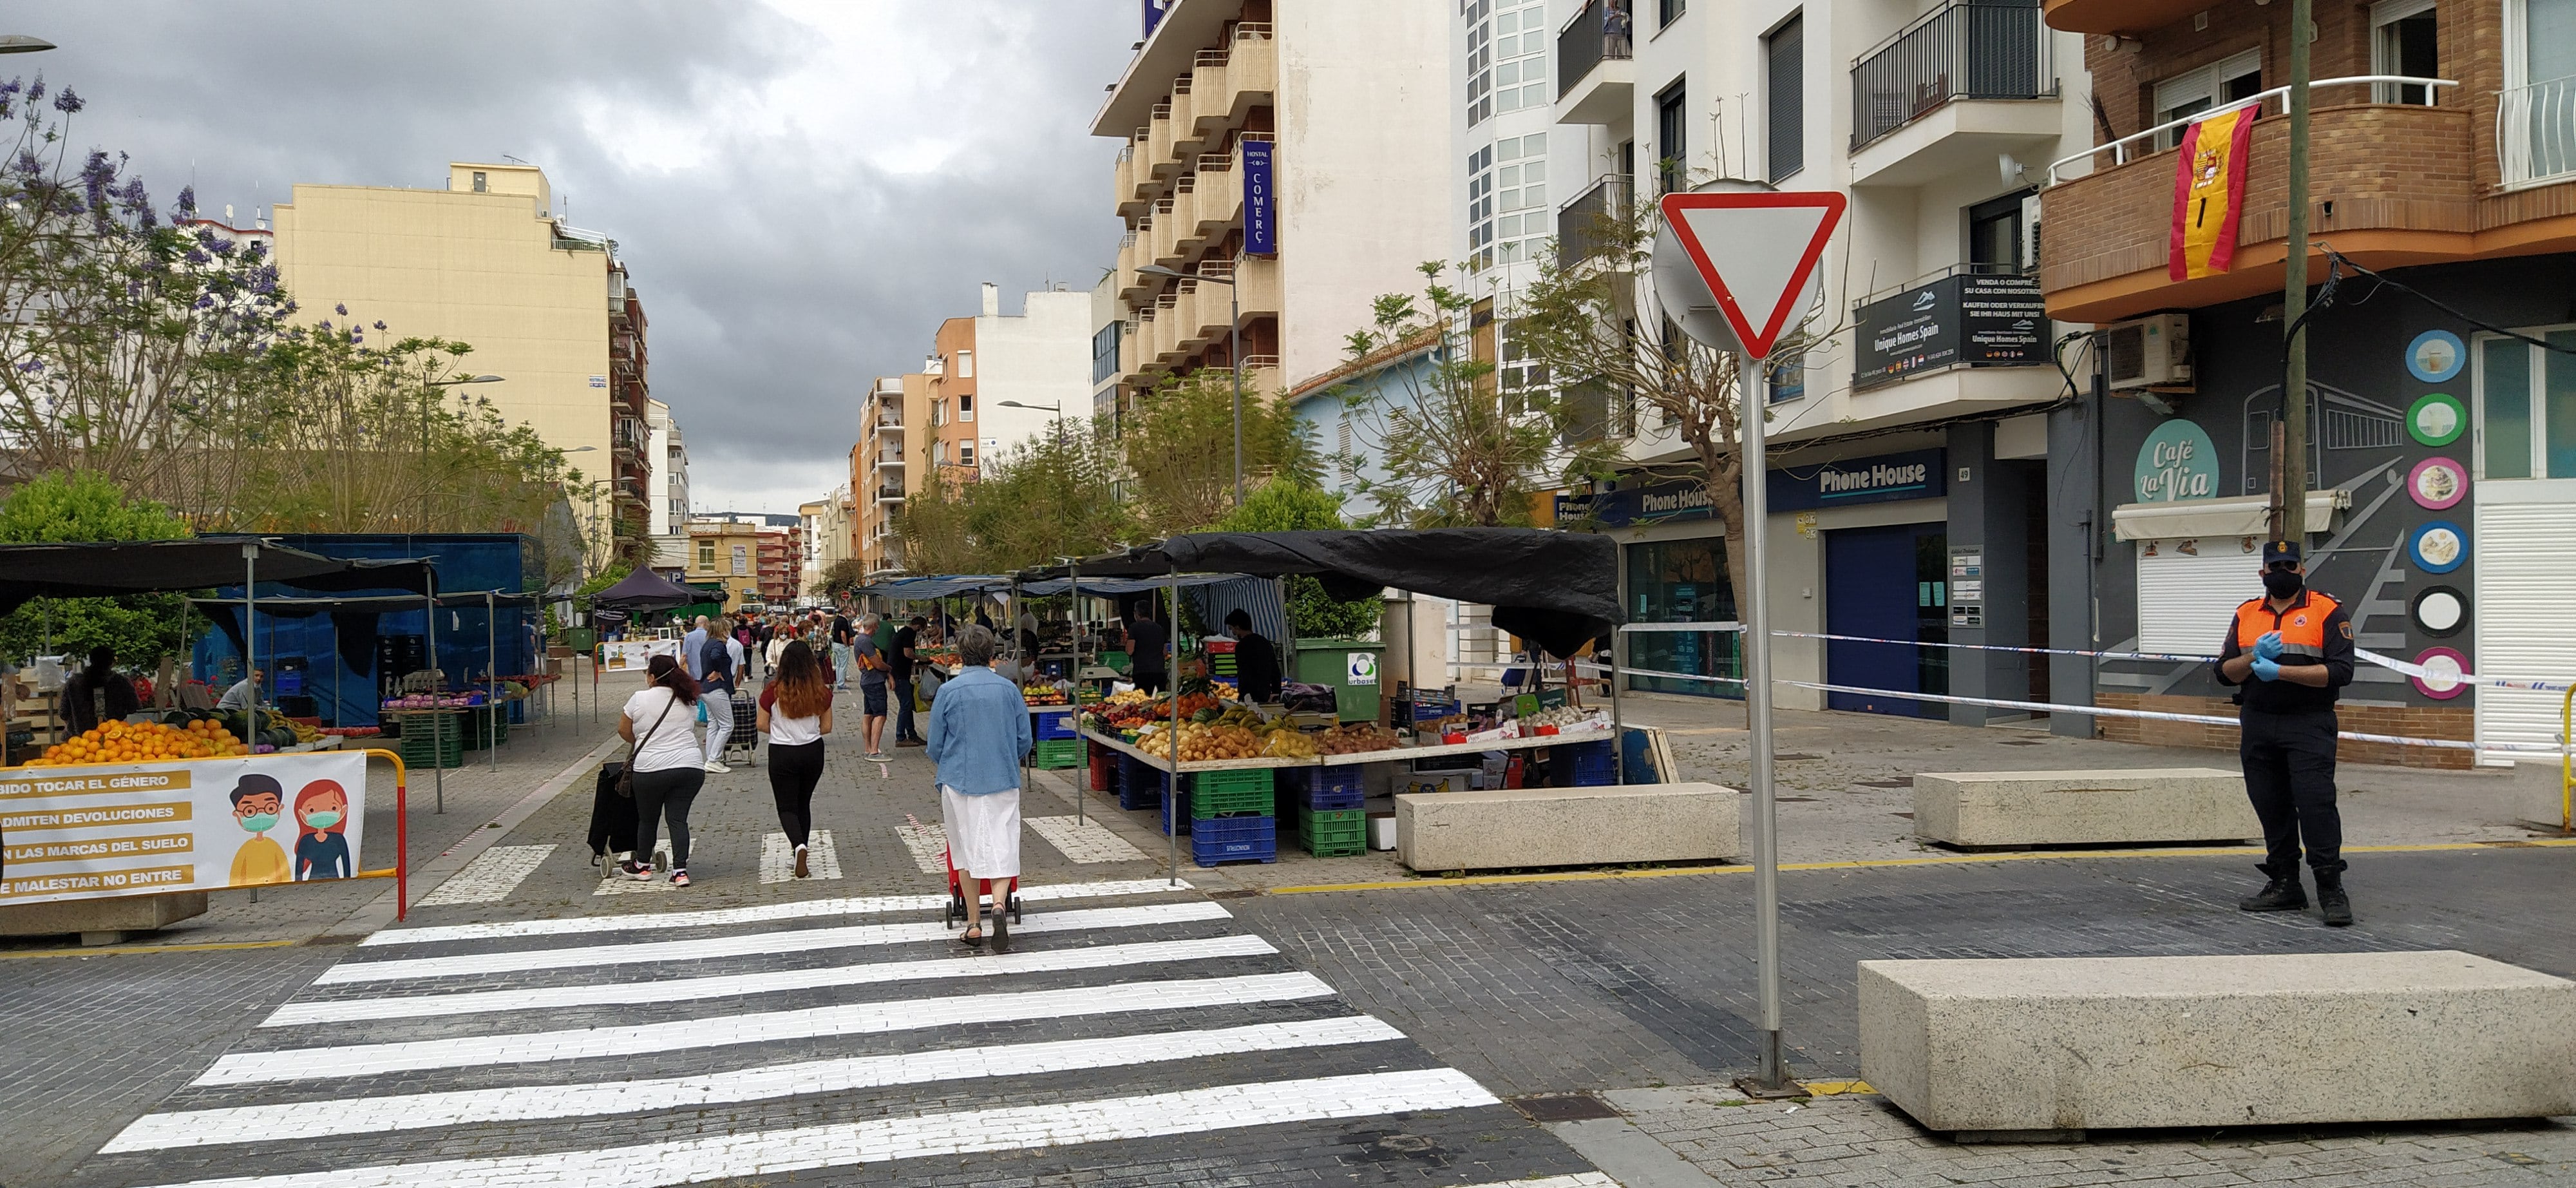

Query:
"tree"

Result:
[[1510, 182, 1841, 606], [0, 472, 194, 666], [0, 79, 292, 503], [1120, 369, 1315, 535], [1211, 480, 1381, 639], [1331, 263, 1622, 528], [815, 558, 871, 601]]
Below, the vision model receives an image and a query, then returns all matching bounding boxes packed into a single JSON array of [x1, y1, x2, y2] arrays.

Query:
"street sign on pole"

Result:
[[1651, 185, 1845, 1097]]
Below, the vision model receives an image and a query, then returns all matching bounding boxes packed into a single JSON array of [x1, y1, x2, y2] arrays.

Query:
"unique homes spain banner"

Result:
[[2169, 106, 2258, 281], [0, 752, 368, 905]]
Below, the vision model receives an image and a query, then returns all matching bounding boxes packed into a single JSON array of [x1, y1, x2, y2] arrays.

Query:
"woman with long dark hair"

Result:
[[757, 639, 835, 878], [618, 654, 706, 886]]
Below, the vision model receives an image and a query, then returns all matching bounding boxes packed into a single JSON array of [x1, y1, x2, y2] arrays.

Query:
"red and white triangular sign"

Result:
[[1659, 191, 1846, 360]]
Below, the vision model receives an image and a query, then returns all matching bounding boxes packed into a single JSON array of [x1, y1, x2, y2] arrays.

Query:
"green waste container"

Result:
[[1290, 638, 1385, 723], [567, 628, 598, 652]]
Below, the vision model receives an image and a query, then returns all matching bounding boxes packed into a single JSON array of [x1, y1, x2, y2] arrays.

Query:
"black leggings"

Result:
[[631, 765, 706, 868], [768, 740, 826, 848]]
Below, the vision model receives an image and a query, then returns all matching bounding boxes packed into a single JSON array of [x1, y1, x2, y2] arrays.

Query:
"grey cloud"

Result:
[[10, 0, 1134, 510]]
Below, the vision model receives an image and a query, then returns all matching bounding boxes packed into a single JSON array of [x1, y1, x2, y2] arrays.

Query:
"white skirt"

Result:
[[940, 785, 1021, 881]]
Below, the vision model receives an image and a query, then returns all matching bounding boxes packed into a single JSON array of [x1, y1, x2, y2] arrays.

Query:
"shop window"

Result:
[[1624, 537, 1741, 698], [2477, 327, 2576, 479], [2154, 49, 2262, 150]]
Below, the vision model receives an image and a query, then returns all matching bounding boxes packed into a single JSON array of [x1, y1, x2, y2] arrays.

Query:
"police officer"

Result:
[[2213, 541, 2356, 926]]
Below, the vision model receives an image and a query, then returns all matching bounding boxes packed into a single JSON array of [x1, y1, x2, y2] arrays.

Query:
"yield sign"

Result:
[[1658, 191, 1846, 360]]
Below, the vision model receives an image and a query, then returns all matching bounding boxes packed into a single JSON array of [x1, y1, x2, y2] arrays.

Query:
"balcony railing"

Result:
[[2500, 74, 2576, 189], [1850, 0, 2050, 151], [1556, 174, 1634, 270], [2049, 75, 2454, 182], [1558, 0, 1634, 96]]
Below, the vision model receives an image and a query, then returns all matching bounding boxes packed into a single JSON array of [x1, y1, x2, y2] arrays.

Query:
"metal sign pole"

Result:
[[1072, 560, 1084, 826], [1166, 569, 1181, 887], [1738, 359, 1789, 1095], [487, 592, 500, 773]]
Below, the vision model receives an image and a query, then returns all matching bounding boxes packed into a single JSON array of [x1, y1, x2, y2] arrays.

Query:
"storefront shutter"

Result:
[[2474, 498, 2576, 759], [2134, 542, 2252, 656]]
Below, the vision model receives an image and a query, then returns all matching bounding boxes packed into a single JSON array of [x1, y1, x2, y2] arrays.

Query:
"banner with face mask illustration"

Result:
[[0, 752, 368, 905]]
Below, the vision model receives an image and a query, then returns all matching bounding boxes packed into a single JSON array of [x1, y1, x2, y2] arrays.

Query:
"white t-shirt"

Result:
[[621, 685, 703, 772]]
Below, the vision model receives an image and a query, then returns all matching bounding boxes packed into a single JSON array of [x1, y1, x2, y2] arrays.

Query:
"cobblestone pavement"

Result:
[[23, 688, 1600, 1188]]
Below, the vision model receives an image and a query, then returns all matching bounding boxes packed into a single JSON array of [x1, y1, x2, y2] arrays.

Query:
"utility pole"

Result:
[[2275, 0, 2313, 541]]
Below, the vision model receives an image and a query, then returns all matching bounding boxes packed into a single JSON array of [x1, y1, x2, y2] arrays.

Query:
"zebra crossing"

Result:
[[85, 879, 1601, 1188]]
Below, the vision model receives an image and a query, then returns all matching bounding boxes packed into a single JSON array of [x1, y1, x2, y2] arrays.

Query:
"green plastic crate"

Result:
[[1295, 807, 1366, 856], [1032, 738, 1085, 769], [1192, 768, 1277, 817]]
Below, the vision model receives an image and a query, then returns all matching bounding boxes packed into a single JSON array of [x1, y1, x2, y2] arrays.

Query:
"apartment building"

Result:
[[853, 374, 933, 575], [682, 519, 766, 609], [645, 398, 691, 537], [1095, 0, 1452, 412], [2032, 0, 2576, 767], [271, 162, 652, 551], [799, 490, 855, 599], [920, 283, 1092, 475], [1545, 0, 2091, 719]]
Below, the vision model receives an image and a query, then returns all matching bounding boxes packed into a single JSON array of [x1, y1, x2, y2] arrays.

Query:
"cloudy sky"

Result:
[[12, 1, 1136, 514]]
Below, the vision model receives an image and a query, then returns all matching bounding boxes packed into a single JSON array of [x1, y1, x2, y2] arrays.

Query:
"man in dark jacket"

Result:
[[63, 646, 142, 736], [1223, 609, 1283, 704]]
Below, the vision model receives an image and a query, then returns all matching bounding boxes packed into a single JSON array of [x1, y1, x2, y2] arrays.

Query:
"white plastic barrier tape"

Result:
[[1568, 662, 2571, 756], [1763, 629, 2575, 695]]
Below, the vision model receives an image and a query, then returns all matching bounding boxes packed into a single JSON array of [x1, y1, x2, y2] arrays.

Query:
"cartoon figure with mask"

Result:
[[227, 772, 292, 887], [292, 780, 353, 881]]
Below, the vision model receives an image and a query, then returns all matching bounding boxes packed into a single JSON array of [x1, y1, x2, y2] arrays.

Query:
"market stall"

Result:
[[1022, 529, 1622, 877]]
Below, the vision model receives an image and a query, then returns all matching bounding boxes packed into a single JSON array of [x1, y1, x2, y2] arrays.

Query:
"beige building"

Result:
[[1095, 0, 1451, 410], [682, 519, 766, 610], [272, 162, 650, 550]]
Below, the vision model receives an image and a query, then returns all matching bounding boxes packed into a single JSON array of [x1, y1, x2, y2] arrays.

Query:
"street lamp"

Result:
[[1139, 260, 1244, 506], [0, 35, 54, 52], [421, 374, 504, 530], [996, 399, 1068, 445]]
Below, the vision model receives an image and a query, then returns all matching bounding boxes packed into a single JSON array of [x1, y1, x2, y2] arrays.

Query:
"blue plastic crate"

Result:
[[1190, 815, 1277, 866], [1117, 754, 1164, 810], [1159, 785, 1194, 836], [1033, 707, 1079, 740], [1557, 739, 1617, 787], [1289, 766, 1368, 810]]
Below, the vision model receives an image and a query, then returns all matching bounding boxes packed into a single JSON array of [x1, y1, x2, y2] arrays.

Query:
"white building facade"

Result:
[[645, 398, 690, 536], [1544, 0, 2090, 719]]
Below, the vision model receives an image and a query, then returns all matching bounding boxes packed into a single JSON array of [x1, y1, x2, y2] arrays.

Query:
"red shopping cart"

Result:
[[942, 843, 1021, 929]]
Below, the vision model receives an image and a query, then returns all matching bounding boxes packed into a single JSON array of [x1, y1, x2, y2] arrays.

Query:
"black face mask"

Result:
[[2262, 570, 2304, 599]]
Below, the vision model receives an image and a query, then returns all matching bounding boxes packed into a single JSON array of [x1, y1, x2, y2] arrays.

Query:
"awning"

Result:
[[2112, 490, 2348, 542], [1020, 530, 1622, 658], [186, 590, 540, 617], [591, 566, 715, 611], [0, 537, 435, 612]]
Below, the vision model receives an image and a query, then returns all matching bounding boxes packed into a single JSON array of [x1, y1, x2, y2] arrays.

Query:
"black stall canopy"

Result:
[[591, 566, 717, 611], [0, 537, 435, 612], [1025, 529, 1620, 659]]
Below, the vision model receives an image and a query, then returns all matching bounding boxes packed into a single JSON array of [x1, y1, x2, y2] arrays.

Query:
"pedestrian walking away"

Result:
[[619, 655, 708, 887], [2213, 539, 2357, 926], [854, 612, 892, 761], [925, 624, 1032, 951], [758, 639, 834, 879], [696, 615, 743, 773], [891, 613, 927, 746]]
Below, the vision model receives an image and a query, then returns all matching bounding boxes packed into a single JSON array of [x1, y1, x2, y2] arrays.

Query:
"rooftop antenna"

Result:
[[502, 154, 529, 165]]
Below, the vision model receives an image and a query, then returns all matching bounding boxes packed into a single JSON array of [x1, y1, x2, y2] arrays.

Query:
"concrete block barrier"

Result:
[[1913, 767, 2259, 848], [1395, 783, 1741, 872], [1861, 951, 2576, 1135]]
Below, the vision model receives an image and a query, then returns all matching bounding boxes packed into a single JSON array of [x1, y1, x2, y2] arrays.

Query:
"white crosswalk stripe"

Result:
[[413, 845, 554, 905], [761, 828, 844, 882], [1027, 814, 1148, 862], [102, 867, 1592, 1187]]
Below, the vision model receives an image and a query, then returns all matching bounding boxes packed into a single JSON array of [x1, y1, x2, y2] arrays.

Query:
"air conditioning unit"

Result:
[[2105, 314, 2191, 391]]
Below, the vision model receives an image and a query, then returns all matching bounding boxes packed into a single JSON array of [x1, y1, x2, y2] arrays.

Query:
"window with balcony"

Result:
[[1967, 189, 2036, 273], [1849, 0, 2051, 151], [2153, 49, 2262, 151], [1765, 14, 1804, 182], [1092, 320, 1124, 383], [1656, 81, 1688, 193], [2370, 0, 2438, 104], [1559, 0, 1635, 99], [2502, 0, 2576, 186]]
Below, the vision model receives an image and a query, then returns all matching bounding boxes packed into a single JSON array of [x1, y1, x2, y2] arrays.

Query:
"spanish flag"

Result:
[[2168, 106, 2258, 281]]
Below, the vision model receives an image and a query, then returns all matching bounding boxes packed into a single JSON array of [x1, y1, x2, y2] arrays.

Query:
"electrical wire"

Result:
[[2318, 245, 2576, 357]]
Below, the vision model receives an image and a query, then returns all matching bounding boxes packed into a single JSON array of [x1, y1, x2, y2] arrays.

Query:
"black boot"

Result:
[[2315, 868, 2354, 927], [2237, 867, 2307, 912]]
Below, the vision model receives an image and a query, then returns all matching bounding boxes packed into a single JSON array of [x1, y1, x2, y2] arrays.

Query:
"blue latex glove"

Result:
[[2253, 631, 2285, 662], [2251, 655, 2282, 682]]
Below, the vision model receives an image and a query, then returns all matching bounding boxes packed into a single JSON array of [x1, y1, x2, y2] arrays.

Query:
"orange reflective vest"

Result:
[[2232, 591, 2342, 664]]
